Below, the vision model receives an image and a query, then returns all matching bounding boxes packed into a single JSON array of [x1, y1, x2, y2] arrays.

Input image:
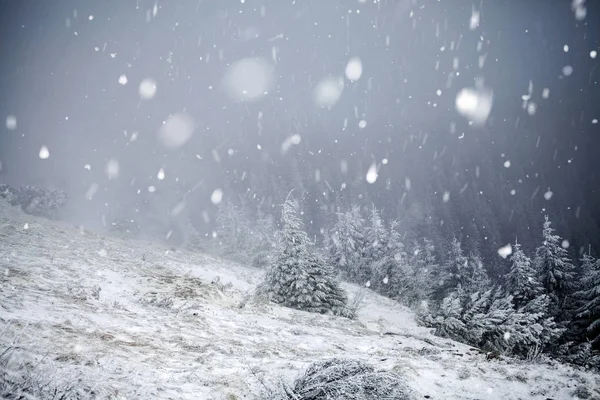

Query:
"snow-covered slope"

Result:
[[0, 201, 598, 399]]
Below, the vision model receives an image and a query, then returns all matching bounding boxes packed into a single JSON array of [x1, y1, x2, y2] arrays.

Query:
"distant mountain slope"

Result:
[[0, 199, 598, 400]]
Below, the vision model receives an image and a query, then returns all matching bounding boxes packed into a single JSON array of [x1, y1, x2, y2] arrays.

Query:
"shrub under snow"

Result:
[[0, 184, 67, 218], [262, 358, 416, 400]]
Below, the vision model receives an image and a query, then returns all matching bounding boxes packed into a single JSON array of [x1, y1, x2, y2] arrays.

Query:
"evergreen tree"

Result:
[[534, 215, 575, 317], [325, 205, 366, 281], [571, 253, 600, 350], [216, 200, 251, 258], [261, 199, 348, 316], [505, 240, 542, 308], [363, 205, 388, 270], [435, 237, 469, 299], [249, 207, 276, 268], [465, 253, 492, 294], [394, 239, 436, 308]]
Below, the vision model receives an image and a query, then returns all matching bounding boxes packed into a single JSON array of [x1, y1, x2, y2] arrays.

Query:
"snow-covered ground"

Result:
[[0, 200, 598, 399]]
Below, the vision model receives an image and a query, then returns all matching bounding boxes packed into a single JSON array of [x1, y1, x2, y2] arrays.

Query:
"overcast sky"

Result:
[[0, 0, 599, 254]]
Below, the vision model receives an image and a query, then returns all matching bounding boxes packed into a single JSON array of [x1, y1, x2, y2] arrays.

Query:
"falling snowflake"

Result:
[[5, 115, 17, 130], [366, 162, 378, 184], [345, 57, 363, 81], [442, 191, 450, 203], [139, 78, 157, 100], [39, 146, 50, 159], [313, 76, 344, 108], [158, 112, 195, 149], [85, 183, 99, 200], [118, 74, 128, 85], [455, 86, 493, 126], [211, 189, 223, 205], [105, 159, 119, 179], [497, 244, 512, 259], [223, 57, 274, 102]]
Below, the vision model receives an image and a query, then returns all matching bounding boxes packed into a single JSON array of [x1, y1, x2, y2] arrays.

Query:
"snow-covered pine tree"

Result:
[[534, 215, 575, 317], [431, 290, 467, 340], [408, 238, 437, 308], [261, 199, 348, 316], [571, 253, 600, 350], [325, 205, 366, 281], [465, 253, 491, 294], [249, 207, 276, 268], [216, 200, 253, 261], [434, 237, 469, 299], [363, 205, 388, 274], [505, 240, 542, 308], [370, 219, 408, 296]]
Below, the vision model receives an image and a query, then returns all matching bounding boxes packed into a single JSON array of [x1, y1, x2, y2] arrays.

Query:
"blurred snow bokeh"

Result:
[[5, 115, 17, 130], [38, 146, 50, 159], [105, 159, 119, 180], [313, 76, 345, 108], [139, 78, 157, 100], [455, 86, 494, 126], [223, 57, 274, 102], [366, 162, 378, 184], [345, 57, 363, 81], [158, 112, 195, 149], [211, 189, 223, 205]]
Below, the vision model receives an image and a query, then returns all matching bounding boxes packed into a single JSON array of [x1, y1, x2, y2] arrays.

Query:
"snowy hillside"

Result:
[[0, 201, 598, 400]]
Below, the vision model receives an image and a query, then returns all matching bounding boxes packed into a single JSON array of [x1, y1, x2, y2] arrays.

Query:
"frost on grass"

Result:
[[0, 346, 113, 400], [261, 358, 416, 400]]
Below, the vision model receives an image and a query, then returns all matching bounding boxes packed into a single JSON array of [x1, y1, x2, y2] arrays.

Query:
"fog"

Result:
[[1, 0, 599, 265]]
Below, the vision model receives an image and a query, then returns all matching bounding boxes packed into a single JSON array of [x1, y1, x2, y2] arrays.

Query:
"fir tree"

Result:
[[465, 253, 491, 294], [505, 240, 542, 308], [326, 205, 366, 281], [261, 199, 348, 316], [435, 237, 469, 299], [534, 215, 575, 316], [571, 253, 600, 350], [363, 205, 388, 273], [216, 200, 251, 259]]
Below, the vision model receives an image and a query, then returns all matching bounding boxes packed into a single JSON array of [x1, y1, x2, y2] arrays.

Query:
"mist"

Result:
[[0, 0, 599, 263]]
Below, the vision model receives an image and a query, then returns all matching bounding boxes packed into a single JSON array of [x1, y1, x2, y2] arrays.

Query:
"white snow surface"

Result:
[[0, 200, 597, 399]]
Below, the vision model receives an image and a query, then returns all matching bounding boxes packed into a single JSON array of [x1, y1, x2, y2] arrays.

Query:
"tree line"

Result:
[[206, 198, 600, 368]]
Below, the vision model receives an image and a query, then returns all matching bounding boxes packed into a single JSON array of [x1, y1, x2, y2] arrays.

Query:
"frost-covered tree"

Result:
[[430, 288, 561, 357], [249, 208, 276, 268], [216, 201, 248, 251], [534, 215, 575, 316], [465, 253, 492, 294], [363, 205, 388, 272], [505, 240, 542, 308], [435, 237, 469, 299], [260, 199, 348, 316], [571, 253, 600, 350], [371, 219, 406, 293], [325, 205, 366, 281], [390, 239, 436, 308]]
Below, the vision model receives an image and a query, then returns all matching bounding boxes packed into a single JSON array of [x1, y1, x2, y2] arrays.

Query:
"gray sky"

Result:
[[0, 0, 599, 256]]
